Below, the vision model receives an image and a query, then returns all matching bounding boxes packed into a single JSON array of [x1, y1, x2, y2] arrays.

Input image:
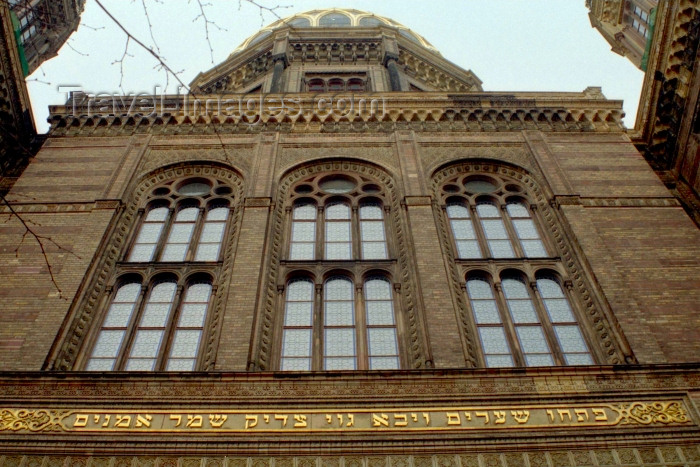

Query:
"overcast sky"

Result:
[[26, 0, 644, 133]]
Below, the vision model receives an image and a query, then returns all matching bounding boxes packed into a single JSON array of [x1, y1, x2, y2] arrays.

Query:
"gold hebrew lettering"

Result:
[[101, 414, 111, 428], [135, 414, 152, 428], [463, 412, 471, 421], [546, 409, 555, 423], [557, 409, 572, 422], [575, 409, 589, 422], [422, 413, 431, 425], [336, 414, 343, 426], [93, 415, 100, 424], [493, 411, 506, 425], [115, 415, 131, 428], [372, 413, 390, 427], [346, 414, 354, 427], [411, 413, 418, 422], [325, 414, 333, 424], [74, 414, 88, 428], [510, 410, 530, 424], [592, 408, 608, 422], [245, 415, 258, 429], [169, 415, 182, 427], [475, 411, 489, 424], [394, 414, 408, 427], [446, 412, 461, 426], [263, 414, 270, 424], [293, 414, 307, 428], [186, 415, 202, 428], [208, 414, 228, 428]]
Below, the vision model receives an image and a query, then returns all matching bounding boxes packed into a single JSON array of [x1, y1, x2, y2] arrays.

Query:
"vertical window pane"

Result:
[[503, 278, 553, 367], [324, 277, 356, 370], [506, 201, 547, 257], [365, 278, 399, 370], [325, 203, 352, 260], [537, 278, 592, 365], [281, 279, 314, 371], [290, 203, 316, 260], [87, 282, 141, 371], [360, 204, 387, 260], [125, 282, 176, 371], [162, 207, 199, 262], [195, 207, 228, 261], [165, 282, 212, 370], [447, 203, 482, 259], [466, 278, 513, 367], [477, 202, 515, 258], [128, 207, 168, 262]]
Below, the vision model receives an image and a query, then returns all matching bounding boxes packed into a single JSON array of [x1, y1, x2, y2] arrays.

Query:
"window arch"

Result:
[[62, 168, 244, 372], [433, 163, 624, 367], [269, 165, 417, 371]]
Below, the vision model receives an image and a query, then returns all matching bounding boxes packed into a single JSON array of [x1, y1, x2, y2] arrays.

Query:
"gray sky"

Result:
[[26, 0, 644, 133]]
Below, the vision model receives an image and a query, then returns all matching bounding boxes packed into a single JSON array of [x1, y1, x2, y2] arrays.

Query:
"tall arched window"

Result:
[[276, 170, 404, 371], [78, 173, 240, 372], [465, 272, 592, 368], [438, 167, 601, 367], [86, 276, 214, 371], [280, 274, 400, 371]]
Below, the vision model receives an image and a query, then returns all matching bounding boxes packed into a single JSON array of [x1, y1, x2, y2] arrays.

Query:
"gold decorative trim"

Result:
[[0, 401, 691, 434]]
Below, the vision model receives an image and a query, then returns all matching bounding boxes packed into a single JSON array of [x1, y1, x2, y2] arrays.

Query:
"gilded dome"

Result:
[[233, 8, 439, 54]]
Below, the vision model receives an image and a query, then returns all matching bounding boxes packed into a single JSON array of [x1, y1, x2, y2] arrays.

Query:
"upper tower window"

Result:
[[319, 13, 351, 27]]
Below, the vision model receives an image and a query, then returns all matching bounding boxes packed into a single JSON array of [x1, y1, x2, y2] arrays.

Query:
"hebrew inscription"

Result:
[[0, 401, 690, 433]]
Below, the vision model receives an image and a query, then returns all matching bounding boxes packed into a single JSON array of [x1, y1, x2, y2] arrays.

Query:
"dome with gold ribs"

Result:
[[234, 8, 439, 55]]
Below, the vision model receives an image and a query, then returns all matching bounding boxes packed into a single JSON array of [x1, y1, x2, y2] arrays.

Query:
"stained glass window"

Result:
[[166, 282, 212, 371], [290, 203, 317, 260], [324, 277, 356, 370], [506, 202, 547, 257], [476, 202, 515, 258], [195, 206, 229, 261], [161, 207, 199, 262], [281, 279, 314, 371], [365, 277, 399, 369]]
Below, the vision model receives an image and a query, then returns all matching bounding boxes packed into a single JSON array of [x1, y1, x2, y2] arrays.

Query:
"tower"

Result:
[[1, 8, 700, 466]]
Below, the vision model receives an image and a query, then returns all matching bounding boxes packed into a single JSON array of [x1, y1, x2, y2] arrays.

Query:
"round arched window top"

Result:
[[464, 177, 498, 194], [319, 176, 356, 194], [319, 13, 351, 27], [178, 180, 212, 196]]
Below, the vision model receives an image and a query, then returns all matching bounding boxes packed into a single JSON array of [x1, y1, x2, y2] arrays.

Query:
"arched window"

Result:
[[308, 78, 325, 93], [280, 274, 399, 371], [465, 272, 592, 367], [328, 78, 345, 92], [76, 173, 240, 372], [359, 203, 387, 259], [443, 175, 548, 259], [347, 78, 365, 92], [325, 202, 352, 260], [318, 13, 351, 27], [86, 277, 214, 371], [277, 169, 404, 371], [438, 167, 600, 367]]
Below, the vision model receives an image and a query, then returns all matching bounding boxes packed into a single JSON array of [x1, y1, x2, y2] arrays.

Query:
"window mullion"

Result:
[[355, 283, 368, 370], [493, 281, 525, 366], [284, 207, 293, 260], [157, 284, 186, 370], [351, 205, 360, 261], [382, 205, 395, 258], [501, 204, 525, 258], [316, 206, 324, 261], [152, 207, 175, 262], [313, 283, 324, 371], [114, 284, 149, 370], [186, 208, 206, 262], [470, 203, 490, 258]]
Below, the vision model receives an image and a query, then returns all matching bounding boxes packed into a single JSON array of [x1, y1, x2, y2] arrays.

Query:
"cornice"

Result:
[[46, 92, 625, 137]]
